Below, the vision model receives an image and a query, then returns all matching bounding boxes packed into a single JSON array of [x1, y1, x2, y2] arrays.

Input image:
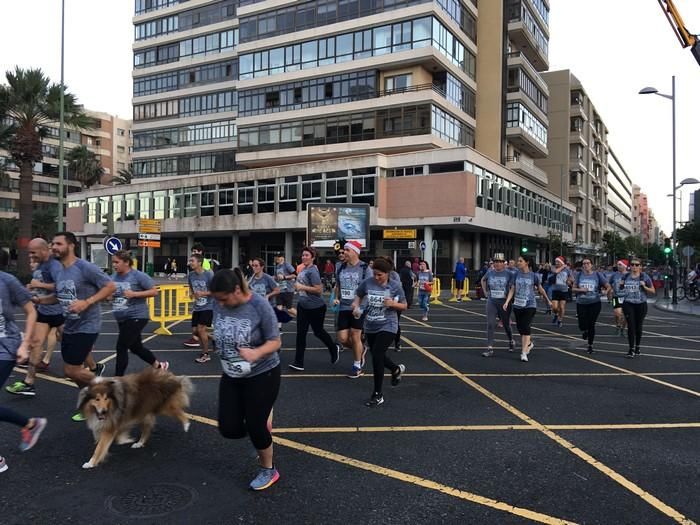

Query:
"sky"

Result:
[[1, 0, 699, 234]]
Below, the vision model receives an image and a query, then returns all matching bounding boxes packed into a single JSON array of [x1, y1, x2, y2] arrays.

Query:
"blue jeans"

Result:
[[0, 360, 29, 427], [418, 292, 430, 313]]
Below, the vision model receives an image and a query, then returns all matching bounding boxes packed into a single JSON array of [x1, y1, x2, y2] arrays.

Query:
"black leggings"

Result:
[[294, 305, 336, 366], [366, 331, 399, 395], [622, 302, 648, 350], [513, 308, 536, 336], [576, 302, 602, 345], [394, 311, 402, 346], [0, 360, 29, 428], [218, 365, 281, 450], [115, 318, 157, 376]]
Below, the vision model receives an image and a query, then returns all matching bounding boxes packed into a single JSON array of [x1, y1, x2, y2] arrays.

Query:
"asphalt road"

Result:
[[1, 299, 699, 525]]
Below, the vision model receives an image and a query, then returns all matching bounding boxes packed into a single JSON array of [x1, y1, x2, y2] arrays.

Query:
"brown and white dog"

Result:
[[77, 367, 193, 469]]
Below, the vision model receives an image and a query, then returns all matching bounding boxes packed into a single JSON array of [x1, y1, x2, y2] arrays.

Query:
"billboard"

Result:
[[307, 204, 370, 249]]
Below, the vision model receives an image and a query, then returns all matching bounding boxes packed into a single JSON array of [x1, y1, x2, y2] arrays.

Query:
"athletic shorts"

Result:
[[61, 332, 98, 366], [337, 310, 363, 331], [276, 292, 294, 310], [611, 297, 624, 309], [37, 312, 65, 328], [513, 307, 536, 336], [552, 290, 568, 302], [192, 310, 213, 327], [455, 279, 465, 290]]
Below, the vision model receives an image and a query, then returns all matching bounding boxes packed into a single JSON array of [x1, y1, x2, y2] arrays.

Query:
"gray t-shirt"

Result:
[[417, 271, 433, 295], [56, 259, 112, 334], [485, 269, 514, 302], [112, 269, 154, 321], [34, 258, 63, 317], [214, 293, 280, 379], [188, 270, 214, 311], [275, 262, 296, 293], [0, 271, 32, 361], [609, 272, 625, 299], [552, 268, 572, 292], [248, 273, 279, 305], [512, 271, 541, 309], [575, 271, 607, 305], [297, 264, 325, 309], [356, 277, 406, 334], [619, 272, 653, 304], [337, 262, 368, 311]]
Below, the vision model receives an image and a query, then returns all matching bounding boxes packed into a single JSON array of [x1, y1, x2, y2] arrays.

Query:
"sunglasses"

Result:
[[630, 263, 641, 266]]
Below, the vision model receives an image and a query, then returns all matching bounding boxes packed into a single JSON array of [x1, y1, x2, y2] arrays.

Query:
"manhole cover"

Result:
[[106, 483, 198, 519]]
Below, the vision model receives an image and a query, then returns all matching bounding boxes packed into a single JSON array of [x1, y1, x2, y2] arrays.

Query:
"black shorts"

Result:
[[455, 279, 465, 290], [276, 292, 294, 310], [36, 312, 64, 328], [513, 307, 536, 336], [551, 290, 568, 302], [337, 310, 363, 331], [192, 310, 213, 327], [612, 297, 624, 309], [61, 333, 98, 366]]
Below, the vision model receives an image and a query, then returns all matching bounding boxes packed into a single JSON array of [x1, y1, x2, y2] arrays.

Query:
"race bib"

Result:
[[113, 296, 128, 311], [222, 358, 252, 378], [514, 297, 527, 307], [582, 282, 596, 292], [341, 288, 354, 300], [490, 290, 505, 299], [195, 296, 207, 307]]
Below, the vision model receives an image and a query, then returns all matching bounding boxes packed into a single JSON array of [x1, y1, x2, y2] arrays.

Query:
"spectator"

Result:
[[454, 257, 467, 302]]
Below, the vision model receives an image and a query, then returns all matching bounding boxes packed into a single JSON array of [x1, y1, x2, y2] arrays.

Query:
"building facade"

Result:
[[69, 0, 571, 273], [605, 146, 633, 238], [632, 184, 650, 243]]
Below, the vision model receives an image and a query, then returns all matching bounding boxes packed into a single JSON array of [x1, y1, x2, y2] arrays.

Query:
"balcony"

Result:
[[569, 156, 586, 173], [505, 156, 548, 186], [507, 4, 549, 71]]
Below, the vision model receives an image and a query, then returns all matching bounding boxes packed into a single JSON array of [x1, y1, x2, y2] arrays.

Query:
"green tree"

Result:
[[677, 221, 700, 250], [602, 231, 625, 263], [0, 67, 92, 274], [66, 144, 104, 189], [113, 163, 133, 185], [32, 206, 58, 240], [624, 236, 645, 259]]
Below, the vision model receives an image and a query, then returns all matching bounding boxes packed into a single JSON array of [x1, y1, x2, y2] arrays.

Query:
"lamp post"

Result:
[[57, 0, 66, 231]]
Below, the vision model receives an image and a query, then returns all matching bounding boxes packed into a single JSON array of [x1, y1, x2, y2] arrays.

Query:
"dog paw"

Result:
[[117, 436, 135, 445], [131, 442, 145, 449], [183, 421, 191, 433], [82, 461, 95, 469]]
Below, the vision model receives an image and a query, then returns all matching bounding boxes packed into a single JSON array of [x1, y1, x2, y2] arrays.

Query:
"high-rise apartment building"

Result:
[[606, 147, 633, 238], [632, 184, 651, 243], [68, 0, 572, 271]]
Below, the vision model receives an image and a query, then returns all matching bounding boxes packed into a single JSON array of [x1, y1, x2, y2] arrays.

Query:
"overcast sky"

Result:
[[1, 0, 699, 234]]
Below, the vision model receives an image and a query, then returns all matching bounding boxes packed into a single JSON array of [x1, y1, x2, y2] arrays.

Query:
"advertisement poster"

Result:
[[308, 204, 369, 248]]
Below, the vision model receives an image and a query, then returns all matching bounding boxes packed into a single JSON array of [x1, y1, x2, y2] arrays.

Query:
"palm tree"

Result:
[[113, 163, 133, 185], [66, 144, 104, 189], [0, 67, 92, 274]]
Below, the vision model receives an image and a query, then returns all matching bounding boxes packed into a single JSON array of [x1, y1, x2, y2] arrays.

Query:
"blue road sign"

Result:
[[104, 236, 122, 255], [420, 241, 427, 251]]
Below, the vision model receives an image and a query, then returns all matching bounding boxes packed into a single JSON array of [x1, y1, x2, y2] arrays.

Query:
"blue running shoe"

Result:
[[250, 467, 280, 491]]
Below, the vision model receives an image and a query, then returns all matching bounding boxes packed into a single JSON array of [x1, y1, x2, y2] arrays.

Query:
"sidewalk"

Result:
[[653, 298, 700, 317]]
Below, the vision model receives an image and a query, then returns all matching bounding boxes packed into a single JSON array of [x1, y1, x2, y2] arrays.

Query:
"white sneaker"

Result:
[[520, 352, 528, 362]]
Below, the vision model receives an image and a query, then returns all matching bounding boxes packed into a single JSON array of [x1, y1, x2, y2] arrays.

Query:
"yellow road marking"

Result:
[[401, 335, 696, 525], [402, 314, 432, 328], [97, 319, 186, 365]]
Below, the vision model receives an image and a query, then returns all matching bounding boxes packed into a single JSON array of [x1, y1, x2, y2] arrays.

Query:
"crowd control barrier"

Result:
[[449, 278, 471, 302], [429, 278, 443, 305], [148, 284, 192, 335]]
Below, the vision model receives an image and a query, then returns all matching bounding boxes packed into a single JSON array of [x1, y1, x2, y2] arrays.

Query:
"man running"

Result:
[[7, 238, 64, 397], [183, 243, 212, 348], [333, 241, 369, 378], [51, 232, 115, 420], [189, 254, 214, 363], [274, 252, 297, 317]]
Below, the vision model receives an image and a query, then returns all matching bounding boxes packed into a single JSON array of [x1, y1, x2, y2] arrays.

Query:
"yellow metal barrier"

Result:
[[449, 278, 471, 302], [430, 278, 443, 305], [148, 284, 192, 335]]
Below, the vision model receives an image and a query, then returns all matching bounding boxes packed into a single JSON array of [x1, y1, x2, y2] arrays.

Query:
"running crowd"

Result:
[[0, 233, 656, 491]]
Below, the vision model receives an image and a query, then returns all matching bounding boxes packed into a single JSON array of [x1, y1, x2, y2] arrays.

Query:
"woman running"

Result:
[[416, 260, 433, 322], [352, 257, 407, 407], [248, 257, 280, 306], [571, 257, 610, 354], [289, 247, 341, 371], [210, 268, 282, 491], [504, 255, 552, 362], [619, 258, 655, 358], [550, 256, 572, 327], [111, 250, 168, 375], [481, 253, 515, 357], [607, 260, 629, 337]]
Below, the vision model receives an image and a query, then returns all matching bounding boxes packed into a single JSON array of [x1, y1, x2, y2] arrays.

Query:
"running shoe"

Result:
[[634, 347, 641, 356], [159, 361, 170, 371], [288, 362, 304, 371], [249, 466, 280, 491], [183, 337, 201, 348], [0, 456, 7, 473], [347, 365, 363, 379], [19, 418, 47, 452], [71, 411, 86, 422], [626, 350, 634, 359], [335, 340, 344, 353], [508, 340, 515, 353], [92, 363, 106, 377], [457, 297, 462, 303], [520, 352, 529, 362], [551, 315, 558, 325], [557, 320, 562, 328], [421, 315, 428, 322], [527, 341, 534, 353], [194, 353, 211, 364], [391, 364, 405, 386], [394, 343, 402, 352], [330, 343, 341, 365], [365, 393, 384, 407], [587, 346, 595, 354], [6, 381, 35, 397], [482, 349, 494, 357]]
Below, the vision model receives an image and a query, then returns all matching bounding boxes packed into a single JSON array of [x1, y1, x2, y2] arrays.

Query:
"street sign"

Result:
[[682, 246, 695, 257], [138, 233, 162, 241], [139, 219, 162, 234], [408, 241, 416, 249], [103, 236, 122, 255], [138, 240, 161, 248], [383, 229, 417, 240], [419, 241, 426, 251]]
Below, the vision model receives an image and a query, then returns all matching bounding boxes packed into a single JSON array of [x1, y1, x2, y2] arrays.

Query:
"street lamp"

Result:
[[57, 0, 66, 231]]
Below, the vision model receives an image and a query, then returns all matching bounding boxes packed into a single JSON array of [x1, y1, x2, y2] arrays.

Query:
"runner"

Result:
[[504, 255, 552, 362], [608, 260, 629, 337], [333, 241, 369, 378], [210, 268, 282, 491], [183, 244, 212, 348], [571, 257, 611, 354], [188, 254, 214, 363], [51, 232, 115, 419], [111, 250, 168, 375], [248, 258, 280, 306], [352, 257, 407, 407], [274, 252, 297, 317], [0, 250, 48, 473], [399, 260, 415, 309], [289, 247, 341, 371], [480, 253, 516, 357], [6, 238, 63, 397], [416, 260, 433, 322], [619, 257, 655, 358], [550, 256, 572, 327]]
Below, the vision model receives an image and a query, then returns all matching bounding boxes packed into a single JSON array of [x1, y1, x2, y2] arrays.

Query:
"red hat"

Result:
[[617, 259, 629, 268], [344, 240, 362, 254], [555, 256, 566, 265]]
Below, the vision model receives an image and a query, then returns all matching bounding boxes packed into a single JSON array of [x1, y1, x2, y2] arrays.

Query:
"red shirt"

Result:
[[323, 262, 334, 274]]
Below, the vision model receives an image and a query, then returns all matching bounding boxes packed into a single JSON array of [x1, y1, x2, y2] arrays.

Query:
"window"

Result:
[[117, 128, 125, 136], [117, 145, 126, 153], [384, 74, 412, 92]]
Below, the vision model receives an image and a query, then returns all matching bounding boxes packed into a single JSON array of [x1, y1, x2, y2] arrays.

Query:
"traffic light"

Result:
[[520, 241, 529, 254], [663, 238, 672, 255]]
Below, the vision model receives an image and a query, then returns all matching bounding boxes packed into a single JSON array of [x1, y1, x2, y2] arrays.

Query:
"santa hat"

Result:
[[344, 240, 362, 254], [555, 256, 566, 265], [617, 259, 629, 269]]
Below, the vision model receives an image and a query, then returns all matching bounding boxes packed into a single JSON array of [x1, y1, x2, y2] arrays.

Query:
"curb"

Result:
[[653, 302, 700, 318]]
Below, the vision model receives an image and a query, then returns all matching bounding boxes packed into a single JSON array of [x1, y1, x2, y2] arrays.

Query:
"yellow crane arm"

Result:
[[658, 0, 697, 48]]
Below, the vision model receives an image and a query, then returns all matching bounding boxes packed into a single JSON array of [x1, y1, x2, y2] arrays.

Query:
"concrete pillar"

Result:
[[423, 226, 433, 270], [186, 234, 194, 257], [451, 230, 460, 267], [231, 233, 240, 269], [80, 237, 88, 260], [473, 232, 481, 268], [147, 247, 154, 264], [285, 231, 293, 262]]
